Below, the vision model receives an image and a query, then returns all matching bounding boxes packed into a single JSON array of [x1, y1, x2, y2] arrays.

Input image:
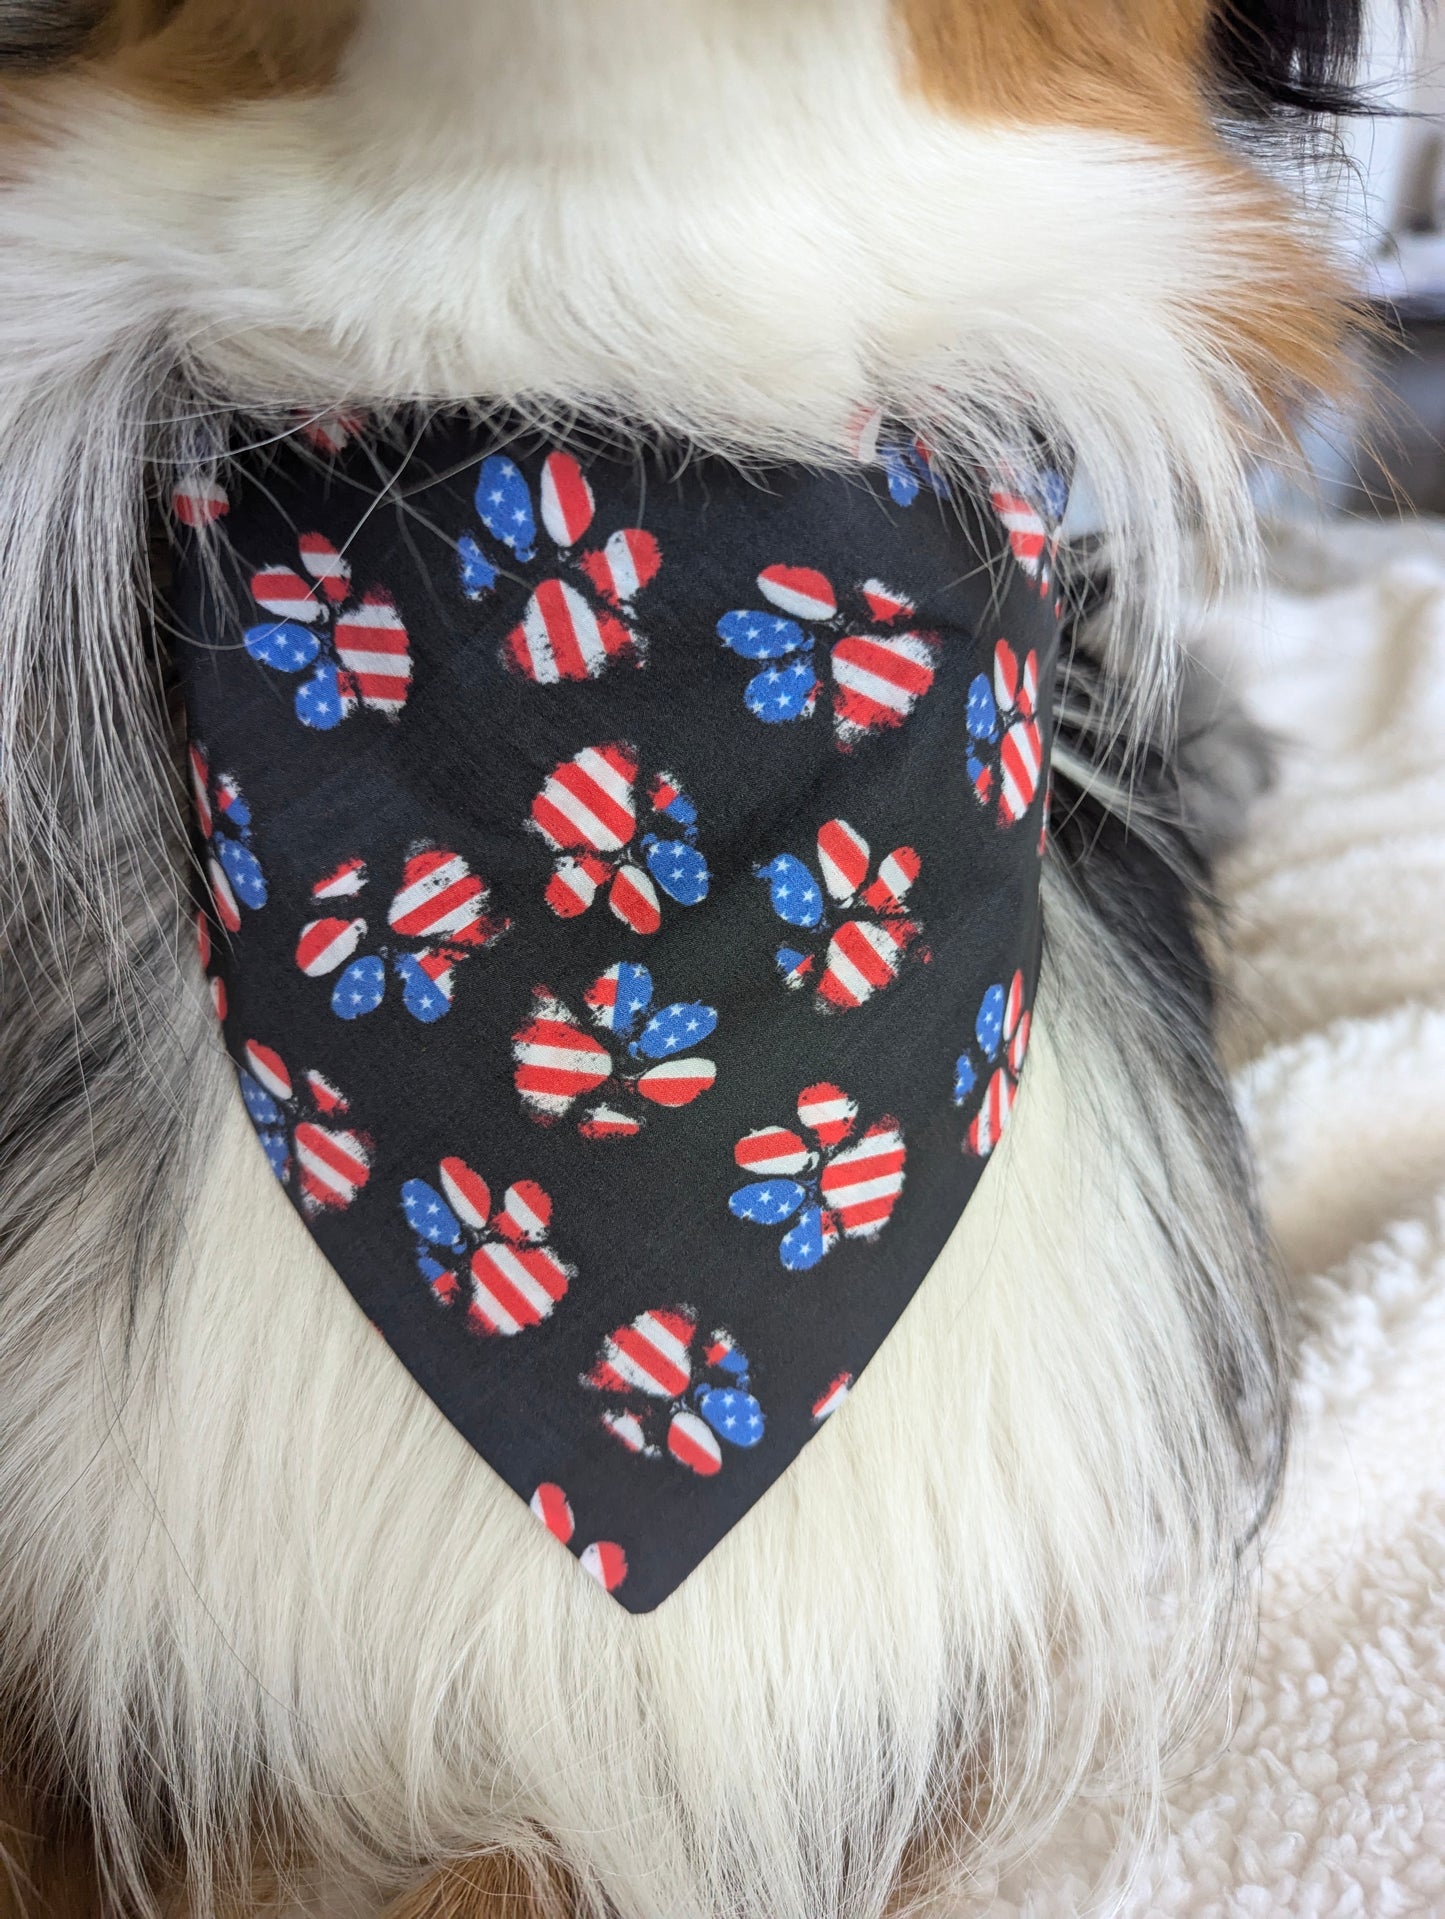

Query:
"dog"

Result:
[[0, 4, 1369, 1915]]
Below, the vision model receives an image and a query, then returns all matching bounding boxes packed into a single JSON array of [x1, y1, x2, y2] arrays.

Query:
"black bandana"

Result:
[[170, 412, 1065, 1612]]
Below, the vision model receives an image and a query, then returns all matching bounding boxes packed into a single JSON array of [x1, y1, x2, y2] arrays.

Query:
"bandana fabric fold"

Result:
[[171, 413, 1065, 1612]]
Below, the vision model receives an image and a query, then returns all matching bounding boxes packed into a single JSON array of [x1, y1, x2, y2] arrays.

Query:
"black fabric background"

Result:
[[172, 417, 1059, 1613]]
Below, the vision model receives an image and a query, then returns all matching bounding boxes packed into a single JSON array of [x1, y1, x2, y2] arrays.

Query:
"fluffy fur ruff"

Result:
[[0, 1, 1362, 1912]]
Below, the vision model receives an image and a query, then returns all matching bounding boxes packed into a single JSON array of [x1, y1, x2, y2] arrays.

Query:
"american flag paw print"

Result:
[[459, 450, 661, 683], [756, 816, 923, 1010], [718, 566, 940, 747], [189, 745, 266, 934], [529, 1483, 627, 1594], [989, 463, 1069, 606], [513, 963, 718, 1139], [730, 1083, 906, 1271], [295, 846, 511, 1024], [244, 532, 412, 730], [584, 1312, 765, 1478], [848, 407, 951, 509], [237, 1042, 372, 1215], [401, 1160, 574, 1336], [953, 969, 1032, 1156], [529, 743, 709, 935], [966, 640, 1045, 828]]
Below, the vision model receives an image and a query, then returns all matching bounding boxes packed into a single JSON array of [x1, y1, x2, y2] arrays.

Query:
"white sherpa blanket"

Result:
[[994, 517, 1445, 1917]]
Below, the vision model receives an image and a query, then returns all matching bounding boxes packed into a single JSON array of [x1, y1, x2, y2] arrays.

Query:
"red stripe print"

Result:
[[635, 1058, 716, 1107], [188, 745, 213, 837], [388, 848, 486, 944], [506, 579, 627, 683], [208, 856, 241, 934], [312, 857, 366, 899], [797, 1082, 857, 1146], [862, 847, 920, 912], [545, 854, 609, 919], [297, 533, 352, 604], [439, 1157, 491, 1230], [295, 916, 365, 978], [468, 1242, 570, 1336], [530, 1482, 574, 1544], [998, 719, 1042, 823], [831, 634, 936, 741], [860, 578, 912, 623], [758, 565, 837, 622], [294, 1122, 371, 1211], [819, 1122, 906, 1238], [579, 528, 661, 606], [244, 1041, 292, 1102], [607, 863, 661, 936], [539, 450, 596, 548], [594, 1309, 695, 1399], [513, 997, 612, 1115], [667, 1411, 722, 1476], [580, 1541, 628, 1591], [251, 567, 323, 623], [735, 1126, 811, 1176], [173, 477, 229, 526], [816, 918, 912, 1010], [497, 1180, 551, 1243], [531, 744, 638, 854], [334, 593, 412, 712], [816, 818, 869, 903]]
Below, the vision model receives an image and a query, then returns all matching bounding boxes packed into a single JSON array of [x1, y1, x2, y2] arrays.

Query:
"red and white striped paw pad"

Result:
[[527, 1482, 629, 1592], [172, 476, 229, 526], [970, 640, 1044, 828]]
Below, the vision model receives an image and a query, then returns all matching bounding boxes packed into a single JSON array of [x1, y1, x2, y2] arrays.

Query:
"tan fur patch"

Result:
[[0, 1779, 100, 1919], [896, 0, 1358, 417], [896, 0, 1215, 140], [87, 0, 359, 105], [381, 1854, 575, 1919]]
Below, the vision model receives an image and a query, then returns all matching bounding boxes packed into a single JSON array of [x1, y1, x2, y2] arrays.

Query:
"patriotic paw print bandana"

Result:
[[172, 412, 1065, 1613]]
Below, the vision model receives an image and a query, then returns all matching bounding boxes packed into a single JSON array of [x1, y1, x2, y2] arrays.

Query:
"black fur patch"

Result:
[[1209, 0, 1371, 117]]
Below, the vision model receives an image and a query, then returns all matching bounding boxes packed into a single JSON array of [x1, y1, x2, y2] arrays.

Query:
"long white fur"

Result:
[[0, 2, 1305, 1912]]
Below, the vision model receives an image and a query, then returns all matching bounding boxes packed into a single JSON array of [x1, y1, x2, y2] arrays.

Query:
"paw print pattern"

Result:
[[729, 1083, 906, 1271], [296, 846, 511, 1024], [953, 970, 1032, 1156], [529, 1483, 627, 1592], [812, 1372, 853, 1422], [401, 1159, 574, 1336], [718, 566, 940, 748], [189, 745, 266, 934], [172, 476, 229, 526], [460, 451, 661, 683], [513, 963, 718, 1139], [757, 816, 922, 1010], [244, 533, 412, 729], [966, 640, 1044, 827], [529, 743, 709, 935], [584, 1312, 765, 1477], [849, 407, 951, 508], [237, 1041, 372, 1215], [990, 464, 1069, 603]]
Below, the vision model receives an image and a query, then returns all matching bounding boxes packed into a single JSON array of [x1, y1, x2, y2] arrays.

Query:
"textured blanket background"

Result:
[[990, 517, 1445, 1916]]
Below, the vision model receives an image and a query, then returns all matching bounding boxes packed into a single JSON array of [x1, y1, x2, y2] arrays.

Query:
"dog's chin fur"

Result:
[[0, 1, 1356, 1912]]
